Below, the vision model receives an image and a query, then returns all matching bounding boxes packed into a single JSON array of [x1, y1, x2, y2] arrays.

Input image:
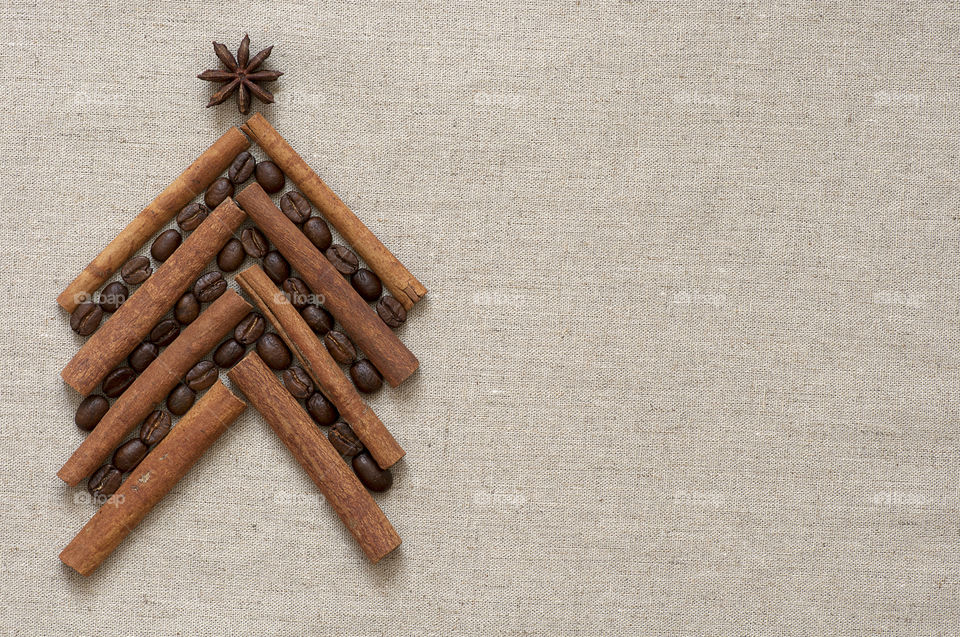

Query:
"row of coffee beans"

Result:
[[85, 310, 267, 501]]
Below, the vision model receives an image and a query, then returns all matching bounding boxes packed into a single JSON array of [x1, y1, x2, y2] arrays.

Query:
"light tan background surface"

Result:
[[1, 1, 958, 635]]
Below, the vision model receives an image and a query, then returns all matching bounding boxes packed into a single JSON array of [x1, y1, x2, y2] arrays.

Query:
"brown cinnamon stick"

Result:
[[235, 265, 404, 469], [57, 127, 249, 313], [228, 352, 401, 563], [58, 290, 251, 486], [61, 198, 247, 396], [241, 113, 426, 309], [235, 183, 418, 387], [60, 381, 245, 576]]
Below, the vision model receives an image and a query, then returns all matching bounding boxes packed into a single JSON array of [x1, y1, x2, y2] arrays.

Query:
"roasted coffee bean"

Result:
[[75, 394, 109, 431], [167, 383, 196, 416], [256, 333, 291, 370], [194, 271, 227, 303], [174, 292, 200, 325], [306, 392, 339, 426], [151, 228, 182, 262], [328, 422, 363, 456], [217, 238, 245, 272], [185, 360, 218, 391], [149, 318, 180, 347], [229, 151, 256, 184], [325, 244, 359, 276], [352, 452, 393, 492], [213, 338, 246, 368], [240, 227, 269, 258], [128, 342, 159, 372], [350, 269, 382, 302], [98, 281, 129, 313], [139, 410, 172, 446], [70, 301, 103, 336], [113, 439, 148, 472], [88, 464, 122, 500], [282, 366, 314, 399], [121, 255, 152, 285], [234, 312, 265, 345], [323, 331, 356, 364], [302, 216, 332, 252], [349, 359, 383, 394], [204, 177, 234, 209], [279, 191, 311, 224], [301, 305, 334, 335], [282, 277, 310, 309], [102, 366, 137, 398], [176, 202, 210, 231], [255, 160, 285, 193], [377, 295, 407, 328], [262, 250, 290, 285]]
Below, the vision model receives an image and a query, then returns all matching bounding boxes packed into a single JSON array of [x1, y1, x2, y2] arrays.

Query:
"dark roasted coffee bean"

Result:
[[139, 410, 172, 446], [279, 191, 311, 224], [151, 229, 182, 262], [352, 452, 393, 492], [229, 151, 256, 184], [113, 438, 148, 472], [174, 292, 200, 325], [261, 250, 290, 284], [301, 305, 334, 335], [194, 271, 227, 303], [217, 238, 245, 272], [185, 360, 218, 391], [256, 333, 291, 370], [282, 367, 314, 399], [128, 342, 159, 372], [325, 244, 359, 276], [255, 160, 285, 193], [302, 216, 332, 252], [70, 301, 103, 336], [349, 359, 382, 394], [213, 338, 245, 368], [306, 392, 339, 426], [282, 277, 310, 309], [204, 177, 234, 209], [176, 202, 210, 231], [376, 295, 407, 328], [240, 227, 269, 258], [98, 281, 129, 313], [149, 318, 180, 347], [350, 269, 382, 302], [121, 255, 152, 285], [234, 312, 265, 345], [323, 330, 356, 364], [102, 366, 137, 398], [88, 464, 122, 500], [166, 383, 195, 416], [75, 394, 109, 431], [328, 422, 363, 456]]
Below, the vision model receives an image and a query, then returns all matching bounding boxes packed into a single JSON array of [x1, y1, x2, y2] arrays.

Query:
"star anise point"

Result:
[[199, 35, 281, 114]]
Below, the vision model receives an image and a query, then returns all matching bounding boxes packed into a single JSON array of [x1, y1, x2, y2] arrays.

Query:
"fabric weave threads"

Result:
[[1, 1, 958, 635]]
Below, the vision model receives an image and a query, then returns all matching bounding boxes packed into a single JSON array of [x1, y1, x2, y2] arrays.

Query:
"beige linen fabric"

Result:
[[0, 1, 958, 635]]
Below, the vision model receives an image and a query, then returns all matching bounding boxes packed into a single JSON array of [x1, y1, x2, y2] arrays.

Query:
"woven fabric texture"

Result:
[[1, 1, 958, 635]]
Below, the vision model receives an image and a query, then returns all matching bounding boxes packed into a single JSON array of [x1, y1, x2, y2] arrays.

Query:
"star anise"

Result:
[[198, 34, 283, 114]]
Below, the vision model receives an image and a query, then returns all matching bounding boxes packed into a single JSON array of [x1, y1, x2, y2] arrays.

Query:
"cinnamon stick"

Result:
[[241, 113, 426, 309], [57, 127, 249, 313], [58, 290, 251, 486], [228, 352, 401, 563], [235, 183, 418, 387], [60, 381, 246, 576], [61, 198, 247, 396], [235, 265, 404, 469]]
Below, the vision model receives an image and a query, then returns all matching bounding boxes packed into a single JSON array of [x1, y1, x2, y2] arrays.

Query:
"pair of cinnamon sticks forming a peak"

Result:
[[57, 116, 425, 575]]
